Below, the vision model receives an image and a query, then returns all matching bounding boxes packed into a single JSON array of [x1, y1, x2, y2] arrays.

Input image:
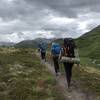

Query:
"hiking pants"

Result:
[[63, 62, 73, 87], [41, 52, 46, 60], [53, 56, 59, 74]]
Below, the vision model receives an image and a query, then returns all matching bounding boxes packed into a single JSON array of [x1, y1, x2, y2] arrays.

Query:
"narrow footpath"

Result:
[[37, 53, 99, 100]]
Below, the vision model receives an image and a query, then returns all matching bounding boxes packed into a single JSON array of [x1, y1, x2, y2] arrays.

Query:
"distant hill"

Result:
[[34, 38, 53, 44], [52, 38, 63, 45], [15, 38, 54, 48], [0, 42, 15, 47], [14, 40, 38, 48], [75, 25, 100, 64]]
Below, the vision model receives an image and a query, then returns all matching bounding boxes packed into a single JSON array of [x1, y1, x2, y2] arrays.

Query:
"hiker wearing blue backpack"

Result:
[[51, 43, 61, 76], [39, 42, 47, 61]]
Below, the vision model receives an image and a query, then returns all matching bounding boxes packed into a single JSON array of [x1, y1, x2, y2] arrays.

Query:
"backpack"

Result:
[[60, 38, 80, 64], [39, 42, 46, 53], [51, 43, 61, 56], [63, 38, 76, 57]]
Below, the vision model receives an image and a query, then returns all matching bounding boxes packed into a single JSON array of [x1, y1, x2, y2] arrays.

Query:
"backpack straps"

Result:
[[63, 47, 68, 56], [63, 46, 75, 57]]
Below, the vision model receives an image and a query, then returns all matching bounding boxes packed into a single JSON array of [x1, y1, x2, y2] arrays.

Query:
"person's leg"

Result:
[[53, 56, 59, 75], [53, 56, 57, 73], [41, 52, 44, 60], [42, 52, 45, 59], [41, 52, 43, 59], [56, 56, 60, 73], [67, 63, 73, 87], [63, 62, 73, 88], [44, 52, 46, 61], [42, 52, 46, 60], [63, 62, 68, 82], [69, 63, 73, 83]]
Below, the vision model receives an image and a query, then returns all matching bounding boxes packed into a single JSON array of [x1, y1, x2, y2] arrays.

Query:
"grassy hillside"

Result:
[[46, 52, 100, 97], [0, 48, 65, 100], [49, 26, 100, 65], [14, 40, 38, 48], [15, 38, 53, 48], [76, 25, 100, 64]]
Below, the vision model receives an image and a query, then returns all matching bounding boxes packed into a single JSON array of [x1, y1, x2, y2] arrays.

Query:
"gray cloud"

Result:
[[0, 0, 100, 42], [24, 0, 100, 17]]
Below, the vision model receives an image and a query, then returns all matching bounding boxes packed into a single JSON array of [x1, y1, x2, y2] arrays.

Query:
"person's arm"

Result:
[[51, 46, 53, 57], [59, 48, 63, 60], [74, 48, 80, 67]]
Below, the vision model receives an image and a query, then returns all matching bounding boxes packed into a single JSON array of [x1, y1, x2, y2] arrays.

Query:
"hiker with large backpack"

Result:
[[59, 38, 80, 88], [39, 42, 47, 61], [51, 42, 61, 76]]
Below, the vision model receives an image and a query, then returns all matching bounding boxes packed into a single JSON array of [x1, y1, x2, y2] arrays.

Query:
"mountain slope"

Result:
[[15, 40, 38, 48], [15, 26, 100, 63], [76, 25, 100, 61], [15, 38, 53, 48], [50, 26, 100, 64]]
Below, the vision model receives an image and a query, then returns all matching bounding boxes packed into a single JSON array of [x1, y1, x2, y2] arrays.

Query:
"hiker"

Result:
[[39, 42, 47, 61], [37, 43, 41, 52], [59, 38, 77, 88], [51, 42, 61, 76]]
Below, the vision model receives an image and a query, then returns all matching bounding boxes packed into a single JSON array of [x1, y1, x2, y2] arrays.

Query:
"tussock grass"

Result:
[[0, 48, 65, 100], [73, 66, 100, 95], [46, 52, 100, 96]]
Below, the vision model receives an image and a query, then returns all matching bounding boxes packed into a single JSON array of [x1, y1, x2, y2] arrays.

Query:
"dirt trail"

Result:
[[44, 62, 93, 100], [36, 53, 99, 100]]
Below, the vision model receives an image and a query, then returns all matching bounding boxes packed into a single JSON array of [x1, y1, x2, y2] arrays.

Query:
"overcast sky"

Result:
[[0, 0, 100, 43]]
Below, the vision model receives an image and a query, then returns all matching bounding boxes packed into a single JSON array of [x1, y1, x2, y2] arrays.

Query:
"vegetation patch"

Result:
[[0, 48, 65, 100]]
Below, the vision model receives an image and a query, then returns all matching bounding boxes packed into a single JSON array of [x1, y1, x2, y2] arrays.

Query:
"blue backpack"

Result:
[[51, 43, 61, 55], [39, 42, 46, 52]]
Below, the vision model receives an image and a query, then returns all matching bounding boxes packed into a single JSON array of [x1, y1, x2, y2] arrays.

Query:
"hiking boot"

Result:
[[68, 83, 71, 88], [56, 73, 59, 76], [67, 88, 72, 92], [57, 72, 61, 76], [56, 73, 58, 76], [56, 72, 61, 76]]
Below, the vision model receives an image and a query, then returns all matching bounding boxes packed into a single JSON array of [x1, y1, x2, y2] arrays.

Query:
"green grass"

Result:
[[46, 29, 100, 96], [46, 52, 100, 96], [73, 66, 100, 95], [49, 26, 100, 65], [76, 26, 100, 64], [0, 48, 65, 100]]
